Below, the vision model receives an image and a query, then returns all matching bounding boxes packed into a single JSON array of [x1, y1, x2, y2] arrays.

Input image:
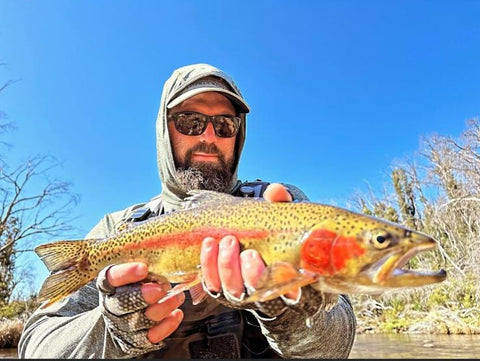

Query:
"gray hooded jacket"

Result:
[[18, 63, 356, 359], [156, 63, 248, 213]]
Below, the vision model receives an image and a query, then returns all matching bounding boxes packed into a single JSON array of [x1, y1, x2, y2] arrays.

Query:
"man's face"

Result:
[[167, 92, 238, 192]]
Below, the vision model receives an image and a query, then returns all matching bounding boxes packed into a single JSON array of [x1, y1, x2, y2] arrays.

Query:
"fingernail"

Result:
[[135, 263, 148, 277], [219, 237, 235, 250], [203, 241, 213, 252], [175, 309, 184, 323], [242, 249, 255, 260]]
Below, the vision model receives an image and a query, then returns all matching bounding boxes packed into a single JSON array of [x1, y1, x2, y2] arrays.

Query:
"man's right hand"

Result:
[[97, 262, 185, 355]]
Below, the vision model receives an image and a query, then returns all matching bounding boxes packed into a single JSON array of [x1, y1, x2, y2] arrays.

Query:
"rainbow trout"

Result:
[[35, 190, 446, 308]]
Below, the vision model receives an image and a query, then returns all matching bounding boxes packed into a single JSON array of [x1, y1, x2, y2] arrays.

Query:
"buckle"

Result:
[[126, 207, 151, 222], [239, 185, 256, 197]]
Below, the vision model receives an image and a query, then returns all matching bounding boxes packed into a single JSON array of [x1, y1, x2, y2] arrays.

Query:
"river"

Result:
[[349, 333, 480, 358], [1, 333, 480, 358]]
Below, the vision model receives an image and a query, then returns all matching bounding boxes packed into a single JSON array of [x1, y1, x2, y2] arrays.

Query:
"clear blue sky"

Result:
[[1, 0, 479, 293]]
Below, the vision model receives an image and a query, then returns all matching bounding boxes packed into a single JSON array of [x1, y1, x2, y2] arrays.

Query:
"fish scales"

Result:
[[34, 190, 447, 307], [86, 199, 308, 277]]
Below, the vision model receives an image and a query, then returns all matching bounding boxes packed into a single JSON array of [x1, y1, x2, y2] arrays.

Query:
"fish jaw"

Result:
[[369, 241, 447, 288], [356, 235, 447, 291]]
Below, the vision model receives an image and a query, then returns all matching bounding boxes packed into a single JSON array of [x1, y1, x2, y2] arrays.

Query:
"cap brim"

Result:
[[167, 87, 250, 113]]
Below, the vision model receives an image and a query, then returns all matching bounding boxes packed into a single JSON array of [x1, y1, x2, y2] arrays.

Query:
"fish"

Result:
[[34, 190, 447, 308]]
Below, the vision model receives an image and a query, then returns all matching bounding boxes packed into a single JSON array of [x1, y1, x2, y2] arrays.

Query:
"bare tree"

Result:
[[0, 76, 17, 145], [0, 70, 79, 305], [349, 118, 480, 332], [0, 155, 79, 304]]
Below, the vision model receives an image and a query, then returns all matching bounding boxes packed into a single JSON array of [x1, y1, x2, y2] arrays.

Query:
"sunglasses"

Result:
[[167, 112, 242, 138]]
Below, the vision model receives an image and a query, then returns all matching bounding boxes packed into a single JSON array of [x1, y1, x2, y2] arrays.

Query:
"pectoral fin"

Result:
[[159, 275, 208, 305], [244, 262, 317, 303]]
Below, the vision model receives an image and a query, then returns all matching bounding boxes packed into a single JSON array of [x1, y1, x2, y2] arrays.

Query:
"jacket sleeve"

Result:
[[252, 293, 357, 358], [18, 209, 140, 359], [254, 183, 357, 358], [17, 282, 132, 359]]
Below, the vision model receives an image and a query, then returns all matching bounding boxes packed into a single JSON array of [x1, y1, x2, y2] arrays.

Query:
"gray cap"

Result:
[[167, 76, 250, 113]]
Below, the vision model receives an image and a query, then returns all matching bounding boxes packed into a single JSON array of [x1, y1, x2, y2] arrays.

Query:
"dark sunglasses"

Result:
[[167, 111, 241, 138]]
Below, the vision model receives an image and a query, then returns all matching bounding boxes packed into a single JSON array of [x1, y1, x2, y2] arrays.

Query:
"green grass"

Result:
[[351, 271, 480, 334]]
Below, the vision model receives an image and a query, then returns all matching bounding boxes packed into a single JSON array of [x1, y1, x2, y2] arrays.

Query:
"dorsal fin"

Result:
[[183, 190, 239, 209]]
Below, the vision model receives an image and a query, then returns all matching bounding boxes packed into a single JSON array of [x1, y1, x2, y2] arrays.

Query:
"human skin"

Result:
[[167, 92, 237, 168], [106, 92, 296, 344]]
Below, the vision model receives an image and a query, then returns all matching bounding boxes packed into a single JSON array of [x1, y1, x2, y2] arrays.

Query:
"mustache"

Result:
[[186, 143, 223, 159]]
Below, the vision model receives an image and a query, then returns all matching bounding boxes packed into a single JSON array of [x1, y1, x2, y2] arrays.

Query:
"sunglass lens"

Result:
[[214, 117, 238, 137], [175, 113, 206, 136]]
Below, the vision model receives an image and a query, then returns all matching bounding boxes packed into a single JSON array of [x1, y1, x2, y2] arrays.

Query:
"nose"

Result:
[[200, 122, 217, 142]]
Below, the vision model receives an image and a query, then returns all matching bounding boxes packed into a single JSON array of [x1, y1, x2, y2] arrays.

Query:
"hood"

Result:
[[155, 63, 249, 212]]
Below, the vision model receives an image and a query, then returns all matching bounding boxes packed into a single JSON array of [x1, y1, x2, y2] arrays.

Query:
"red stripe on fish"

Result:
[[122, 227, 270, 251]]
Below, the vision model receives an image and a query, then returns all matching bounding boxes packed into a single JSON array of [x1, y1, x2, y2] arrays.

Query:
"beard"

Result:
[[174, 142, 236, 193]]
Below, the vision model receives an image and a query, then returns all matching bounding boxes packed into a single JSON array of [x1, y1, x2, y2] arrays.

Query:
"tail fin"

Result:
[[37, 267, 91, 308], [35, 239, 97, 308], [35, 240, 90, 272]]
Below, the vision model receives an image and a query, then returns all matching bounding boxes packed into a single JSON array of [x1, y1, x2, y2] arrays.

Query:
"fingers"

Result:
[[284, 288, 301, 300], [147, 309, 184, 344], [239, 249, 265, 290], [141, 282, 170, 304], [218, 236, 245, 298], [107, 262, 149, 287], [145, 292, 185, 321], [240, 249, 299, 300], [263, 183, 293, 202], [201, 235, 301, 303], [201, 236, 246, 299], [200, 237, 221, 293], [102, 262, 185, 347], [142, 284, 185, 344]]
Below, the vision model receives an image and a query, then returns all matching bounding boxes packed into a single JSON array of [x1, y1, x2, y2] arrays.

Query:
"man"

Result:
[[18, 63, 356, 358]]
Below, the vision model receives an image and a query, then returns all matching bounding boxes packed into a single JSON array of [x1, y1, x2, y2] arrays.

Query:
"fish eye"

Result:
[[376, 235, 386, 243], [370, 229, 391, 249]]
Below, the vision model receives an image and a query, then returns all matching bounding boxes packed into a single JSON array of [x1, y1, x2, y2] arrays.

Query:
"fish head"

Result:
[[300, 213, 447, 294]]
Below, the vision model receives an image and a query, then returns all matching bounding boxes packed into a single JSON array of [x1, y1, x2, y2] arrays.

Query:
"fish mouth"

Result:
[[367, 241, 447, 288]]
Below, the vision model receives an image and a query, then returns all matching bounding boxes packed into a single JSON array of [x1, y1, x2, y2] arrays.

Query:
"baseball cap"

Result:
[[167, 76, 250, 113]]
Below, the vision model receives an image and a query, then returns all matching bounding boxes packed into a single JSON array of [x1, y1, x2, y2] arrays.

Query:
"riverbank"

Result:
[[355, 307, 480, 335], [351, 294, 480, 335]]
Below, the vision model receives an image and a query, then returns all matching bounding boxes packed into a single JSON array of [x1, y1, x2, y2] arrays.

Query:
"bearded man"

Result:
[[18, 63, 357, 359]]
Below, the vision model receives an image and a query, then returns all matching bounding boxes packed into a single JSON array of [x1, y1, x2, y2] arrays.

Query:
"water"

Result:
[[349, 333, 480, 359], [2, 334, 480, 358]]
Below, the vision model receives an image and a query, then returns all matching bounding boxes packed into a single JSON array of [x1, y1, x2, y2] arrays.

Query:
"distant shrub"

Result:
[[0, 317, 23, 348]]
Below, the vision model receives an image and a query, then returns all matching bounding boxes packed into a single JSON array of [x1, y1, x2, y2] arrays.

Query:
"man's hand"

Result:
[[201, 183, 299, 303], [99, 262, 184, 350]]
